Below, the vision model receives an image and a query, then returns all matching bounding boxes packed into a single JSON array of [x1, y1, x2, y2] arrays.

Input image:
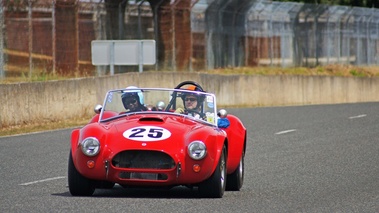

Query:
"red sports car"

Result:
[[68, 81, 247, 198]]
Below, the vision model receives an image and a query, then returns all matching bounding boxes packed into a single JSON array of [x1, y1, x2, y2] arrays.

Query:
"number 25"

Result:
[[130, 128, 163, 138]]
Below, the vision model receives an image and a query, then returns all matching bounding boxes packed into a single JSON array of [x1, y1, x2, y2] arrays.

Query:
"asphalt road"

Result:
[[1, 103, 378, 212]]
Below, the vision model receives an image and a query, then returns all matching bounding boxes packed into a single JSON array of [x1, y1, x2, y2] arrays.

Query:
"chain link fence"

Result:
[[195, 0, 379, 69], [0, 0, 378, 79]]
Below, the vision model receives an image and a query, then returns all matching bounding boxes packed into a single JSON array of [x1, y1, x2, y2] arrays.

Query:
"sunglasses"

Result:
[[185, 98, 197, 102], [125, 99, 137, 105]]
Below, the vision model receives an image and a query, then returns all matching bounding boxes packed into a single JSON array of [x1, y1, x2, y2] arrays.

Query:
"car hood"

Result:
[[101, 114, 210, 153]]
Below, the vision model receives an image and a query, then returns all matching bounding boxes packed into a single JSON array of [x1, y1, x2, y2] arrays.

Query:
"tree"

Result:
[[54, 0, 79, 76], [104, 0, 127, 39]]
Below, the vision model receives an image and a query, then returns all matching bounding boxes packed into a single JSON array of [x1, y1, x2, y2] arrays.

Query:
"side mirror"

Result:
[[217, 109, 230, 128], [217, 109, 228, 118], [94, 104, 102, 114], [156, 101, 166, 111]]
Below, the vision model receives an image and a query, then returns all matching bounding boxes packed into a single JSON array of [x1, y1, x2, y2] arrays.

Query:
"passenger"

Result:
[[121, 86, 147, 112]]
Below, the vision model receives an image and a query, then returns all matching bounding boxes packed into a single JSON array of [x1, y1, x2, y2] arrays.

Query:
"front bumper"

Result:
[[74, 149, 215, 187]]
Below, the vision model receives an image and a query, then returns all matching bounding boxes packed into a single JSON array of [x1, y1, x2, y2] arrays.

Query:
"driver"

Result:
[[121, 86, 147, 112], [175, 85, 205, 118]]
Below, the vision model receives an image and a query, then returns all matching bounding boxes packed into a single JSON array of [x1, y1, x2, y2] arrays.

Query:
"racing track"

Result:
[[1, 102, 378, 212]]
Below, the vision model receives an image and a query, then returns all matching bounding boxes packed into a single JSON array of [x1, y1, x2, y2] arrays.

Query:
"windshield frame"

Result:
[[98, 88, 218, 126]]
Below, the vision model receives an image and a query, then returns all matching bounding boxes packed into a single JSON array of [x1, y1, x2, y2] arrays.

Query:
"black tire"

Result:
[[226, 150, 244, 191], [95, 181, 115, 189], [68, 151, 95, 196], [198, 145, 227, 198]]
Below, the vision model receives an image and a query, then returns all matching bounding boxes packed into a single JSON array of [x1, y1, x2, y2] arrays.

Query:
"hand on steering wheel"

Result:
[[186, 109, 205, 119]]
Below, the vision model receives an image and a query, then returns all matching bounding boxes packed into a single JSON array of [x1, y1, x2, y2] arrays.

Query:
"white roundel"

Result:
[[123, 126, 171, 141]]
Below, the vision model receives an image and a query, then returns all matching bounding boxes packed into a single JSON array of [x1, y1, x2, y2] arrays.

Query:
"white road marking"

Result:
[[19, 176, 66, 186], [349, 114, 367, 119], [275, 129, 297, 135]]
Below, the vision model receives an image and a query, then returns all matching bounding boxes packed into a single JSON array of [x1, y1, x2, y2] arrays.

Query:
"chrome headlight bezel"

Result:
[[80, 137, 100, 157], [188, 141, 207, 160]]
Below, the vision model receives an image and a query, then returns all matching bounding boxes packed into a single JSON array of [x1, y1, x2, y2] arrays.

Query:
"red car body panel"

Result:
[[71, 114, 230, 186], [69, 85, 246, 196], [223, 114, 246, 174]]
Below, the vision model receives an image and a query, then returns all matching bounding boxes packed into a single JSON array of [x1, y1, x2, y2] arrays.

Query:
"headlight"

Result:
[[188, 141, 207, 160], [80, 137, 100, 157]]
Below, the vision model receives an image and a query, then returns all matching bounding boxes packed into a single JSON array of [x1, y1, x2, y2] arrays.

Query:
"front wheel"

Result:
[[226, 150, 244, 191], [68, 151, 95, 196], [198, 144, 227, 198]]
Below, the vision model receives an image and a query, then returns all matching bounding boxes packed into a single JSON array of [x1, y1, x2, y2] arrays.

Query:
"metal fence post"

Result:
[[356, 14, 362, 65], [52, 0, 56, 75], [366, 8, 374, 65], [138, 0, 146, 39], [28, 0, 33, 79], [118, 0, 127, 39], [110, 41, 114, 75], [345, 10, 352, 65], [0, 0, 4, 78], [376, 15, 379, 65], [154, 0, 165, 71]]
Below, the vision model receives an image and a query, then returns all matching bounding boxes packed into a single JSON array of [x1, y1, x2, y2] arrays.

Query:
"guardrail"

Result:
[[1, 72, 378, 128]]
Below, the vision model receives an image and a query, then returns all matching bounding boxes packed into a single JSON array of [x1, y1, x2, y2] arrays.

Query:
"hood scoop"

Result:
[[139, 117, 164, 123]]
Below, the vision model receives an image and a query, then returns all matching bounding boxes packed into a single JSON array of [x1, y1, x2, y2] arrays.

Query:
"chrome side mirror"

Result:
[[217, 109, 230, 128], [94, 104, 102, 114], [156, 101, 166, 111], [217, 109, 228, 118]]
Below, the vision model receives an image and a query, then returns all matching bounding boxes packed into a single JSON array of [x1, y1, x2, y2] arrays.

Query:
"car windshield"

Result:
[[99, 88, 218, 126]]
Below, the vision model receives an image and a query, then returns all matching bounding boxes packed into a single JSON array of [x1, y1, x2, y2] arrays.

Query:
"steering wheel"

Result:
[[174, 81, 205, 92], [165, 81, 205, 112], [186, 109, 206, 119]]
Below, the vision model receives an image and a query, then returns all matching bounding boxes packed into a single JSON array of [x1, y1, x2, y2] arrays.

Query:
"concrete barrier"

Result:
[[1, 72, 378, 128]]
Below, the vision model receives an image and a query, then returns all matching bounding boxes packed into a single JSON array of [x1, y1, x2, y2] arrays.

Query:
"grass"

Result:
[[1, 71, 68, 84], [205, 64, 379, 77], [0, 117, 92, 137], [1, 64, 379, 137]]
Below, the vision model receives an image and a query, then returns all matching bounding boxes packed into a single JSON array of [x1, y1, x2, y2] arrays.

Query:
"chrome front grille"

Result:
[[112, 150, 175, 169], [119, 172, 168, 180]]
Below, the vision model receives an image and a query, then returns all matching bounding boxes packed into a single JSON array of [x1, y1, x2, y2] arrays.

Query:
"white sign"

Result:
[[91, 40, 156, 74]]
